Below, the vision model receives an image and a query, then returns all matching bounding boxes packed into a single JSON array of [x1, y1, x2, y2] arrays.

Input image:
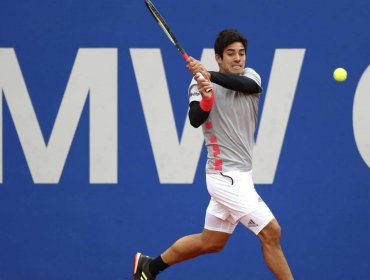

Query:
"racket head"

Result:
[[144, 0, 188, 60], [144, 0, 176, 44]]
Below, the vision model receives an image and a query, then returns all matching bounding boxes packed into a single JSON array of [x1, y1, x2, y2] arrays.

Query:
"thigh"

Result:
[[204, 211, 237, 234], [257, 219, 281, 242], [206, 171, 262, 223], [239, 201, 275, 235], [202, 228, 231, 244]]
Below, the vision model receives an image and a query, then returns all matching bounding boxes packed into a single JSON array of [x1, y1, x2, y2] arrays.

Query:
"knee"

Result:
[[259, 220, 282, 245], [200, 236, 226, 253], [199, 229, 230, 254]]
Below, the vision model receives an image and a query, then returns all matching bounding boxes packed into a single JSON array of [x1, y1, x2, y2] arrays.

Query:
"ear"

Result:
[[215, 53, 222, 65]]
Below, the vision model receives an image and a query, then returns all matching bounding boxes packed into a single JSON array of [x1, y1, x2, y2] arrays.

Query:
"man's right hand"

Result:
[[186, 56, 211, 81]]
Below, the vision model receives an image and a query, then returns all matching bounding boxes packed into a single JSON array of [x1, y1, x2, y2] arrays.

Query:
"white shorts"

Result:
[[204, 170, 274, 235]]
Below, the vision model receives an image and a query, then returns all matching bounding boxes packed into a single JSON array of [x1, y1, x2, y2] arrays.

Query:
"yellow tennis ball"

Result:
[[333, 68, 347, 82]]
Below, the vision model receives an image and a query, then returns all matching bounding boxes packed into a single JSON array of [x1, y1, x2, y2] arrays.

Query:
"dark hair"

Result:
[[214, 29, 248, 58]]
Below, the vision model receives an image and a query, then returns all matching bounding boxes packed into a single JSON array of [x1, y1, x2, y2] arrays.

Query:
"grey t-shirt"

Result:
[[188, 68, 262, 173]]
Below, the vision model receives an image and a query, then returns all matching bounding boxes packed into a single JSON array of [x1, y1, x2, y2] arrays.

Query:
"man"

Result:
[[133, 29, 294, 280]]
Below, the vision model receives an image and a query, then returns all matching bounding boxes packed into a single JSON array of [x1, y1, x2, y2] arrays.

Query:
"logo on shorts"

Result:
[[247, 219, 259, 227]]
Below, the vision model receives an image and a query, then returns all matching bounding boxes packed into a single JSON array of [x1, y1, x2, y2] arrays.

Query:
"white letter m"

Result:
[[0, 48, 117, 184]]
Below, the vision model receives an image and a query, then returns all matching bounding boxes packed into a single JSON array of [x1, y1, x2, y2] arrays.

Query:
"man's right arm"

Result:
[[186, 58, 215, 128]]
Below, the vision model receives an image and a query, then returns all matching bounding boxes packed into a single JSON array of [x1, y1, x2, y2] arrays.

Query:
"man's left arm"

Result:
[[209, 71, 262, 94]]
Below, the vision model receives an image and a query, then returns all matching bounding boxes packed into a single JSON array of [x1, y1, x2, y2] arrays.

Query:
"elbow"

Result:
[[241, 78, 262, 94], [190, 119, 201, 128], [255, 85, 263, 94], [188, 114, 201, 128], [242, 84, 262, 95], [248, 83, 261, 94]]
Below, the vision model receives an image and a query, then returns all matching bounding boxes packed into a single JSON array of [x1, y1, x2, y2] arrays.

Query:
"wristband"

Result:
[[200, 91, 215, 112]]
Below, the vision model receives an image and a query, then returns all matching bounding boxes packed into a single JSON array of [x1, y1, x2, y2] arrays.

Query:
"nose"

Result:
[[234, 54, 241, 62]]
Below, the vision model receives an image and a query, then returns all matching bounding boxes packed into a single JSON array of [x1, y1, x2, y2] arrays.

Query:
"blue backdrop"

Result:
[[1, 0, 370, 279]]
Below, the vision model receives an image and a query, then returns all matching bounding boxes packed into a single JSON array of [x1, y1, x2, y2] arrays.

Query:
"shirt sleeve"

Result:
[[244, 67, 262, 89], [188, 77, 202, 104], [188, 101, 210, 128]]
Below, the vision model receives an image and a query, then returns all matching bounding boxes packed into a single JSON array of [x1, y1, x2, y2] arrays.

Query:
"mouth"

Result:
[[231, 65, 243, 71]]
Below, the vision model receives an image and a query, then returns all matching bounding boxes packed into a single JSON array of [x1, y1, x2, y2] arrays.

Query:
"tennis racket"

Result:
[[144, 0, 210, 87]]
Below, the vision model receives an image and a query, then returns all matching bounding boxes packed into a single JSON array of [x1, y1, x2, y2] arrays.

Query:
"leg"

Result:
[[134, 230, 229, 280], [161, 228, 231, 265], [258, 219, 294, 280], [133, 211, 234, 279], [239, 198, 294, 280]]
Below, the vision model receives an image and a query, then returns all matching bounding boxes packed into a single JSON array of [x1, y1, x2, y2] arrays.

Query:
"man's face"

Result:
[[216, 42, 246, 74]]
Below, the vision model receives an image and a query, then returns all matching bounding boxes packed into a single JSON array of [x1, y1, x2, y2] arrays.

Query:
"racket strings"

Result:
[[146, 1, 177, 45]]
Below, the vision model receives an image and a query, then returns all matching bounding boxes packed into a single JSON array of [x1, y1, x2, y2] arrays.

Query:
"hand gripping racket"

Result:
[[144, 0, 211, 89]]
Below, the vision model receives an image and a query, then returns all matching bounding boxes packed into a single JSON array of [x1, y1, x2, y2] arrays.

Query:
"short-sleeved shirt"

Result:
[[188, 68, 262, 174]]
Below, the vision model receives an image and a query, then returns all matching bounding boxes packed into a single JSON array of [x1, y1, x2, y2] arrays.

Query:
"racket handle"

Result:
[[196, 72, 212, 93], [196, 72, 205, 80]]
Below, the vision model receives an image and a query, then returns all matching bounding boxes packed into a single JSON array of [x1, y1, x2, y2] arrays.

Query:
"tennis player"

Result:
[[133, 29, 294, 280]]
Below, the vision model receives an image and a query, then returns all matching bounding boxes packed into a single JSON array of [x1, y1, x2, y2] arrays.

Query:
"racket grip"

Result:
[[196, 72, 212, 93]]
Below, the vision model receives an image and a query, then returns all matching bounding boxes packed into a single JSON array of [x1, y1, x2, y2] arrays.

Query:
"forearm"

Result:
[[209, 71, 261, 94]]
